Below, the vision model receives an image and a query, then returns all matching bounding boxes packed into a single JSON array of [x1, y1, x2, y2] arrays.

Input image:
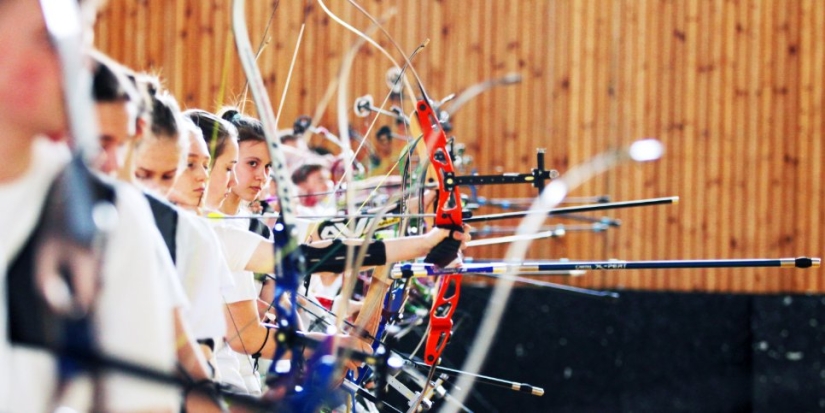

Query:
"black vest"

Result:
[[144, 193, 178, 264], [7, 159, 115, 350]]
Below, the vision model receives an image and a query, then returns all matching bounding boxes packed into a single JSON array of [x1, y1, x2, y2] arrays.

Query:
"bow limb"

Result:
[[442, 73, 524, 116], [329, 196, 408, 380], [317, 0, 426, 200], [317, 0, 417, 101], [331, 14, 361, 339], [307, 8, 397, 143], [442, 139, 664, 413], [334, 41, 430, 213], [343, 1, 438, 207], [232, 0, 299, 250], [335, 6, 468, 409], [232, 0, 309, 391], [319, 0, 432, 309], [320, 8, 412, 384], [37, 3, 108, 408], [239, 0, 279, 113], [318, 0, 444, 405], [344, 0, 425, 93], [350, 266, 392, 337]]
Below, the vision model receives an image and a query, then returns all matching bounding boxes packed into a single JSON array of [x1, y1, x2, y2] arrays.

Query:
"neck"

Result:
[[173, 200, 199, 213], [0, 122, 35, 183], [169, 197, 199, 214], [220, 192, 242, 215]]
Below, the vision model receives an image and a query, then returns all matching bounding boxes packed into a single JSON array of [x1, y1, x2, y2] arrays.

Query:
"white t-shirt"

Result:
[[209, 219, 266, 303], [0, 138, 180, 412], [209, 216, 269, 395], [176, 212, 235, 339]]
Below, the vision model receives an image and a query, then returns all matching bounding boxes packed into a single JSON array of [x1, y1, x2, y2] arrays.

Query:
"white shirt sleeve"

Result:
[[209, 224, 267, 304], [221, 269, 258, 304], [211, 225, 267, 273]]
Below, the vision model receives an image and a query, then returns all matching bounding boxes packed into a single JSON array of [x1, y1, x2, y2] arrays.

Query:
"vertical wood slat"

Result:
[[93, 0, 825, 293], [755, 0, 774, 291]]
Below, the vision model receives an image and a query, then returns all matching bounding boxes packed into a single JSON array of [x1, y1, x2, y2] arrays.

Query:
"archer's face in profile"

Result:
[[94, 101, 135, 175], [0, 0, 67, 139], [298, 168, 332, 207], [134, 135, 184, 197], [170, 130, 210, 209], [234, 140, 272, 202], [205, 137, 239, 210]]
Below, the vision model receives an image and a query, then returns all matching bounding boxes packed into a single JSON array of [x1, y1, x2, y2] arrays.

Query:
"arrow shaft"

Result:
[[465, 196, 679, 223], [393, 257, 820, 278]]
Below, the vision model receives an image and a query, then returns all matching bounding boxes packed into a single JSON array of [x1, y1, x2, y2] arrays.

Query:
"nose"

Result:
[[194, 165, 208, 183], [228, 169, 238, 190], [94, 145, 119, 175]]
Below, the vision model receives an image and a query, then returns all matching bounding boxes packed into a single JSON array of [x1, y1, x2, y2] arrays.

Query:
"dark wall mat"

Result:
[[391, 287, 763, 412], [751, 295, 825, 413], [615, 291, 752, 413]]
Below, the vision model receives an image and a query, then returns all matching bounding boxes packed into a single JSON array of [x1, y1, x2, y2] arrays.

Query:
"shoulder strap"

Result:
[[144, 192, 179, 264]]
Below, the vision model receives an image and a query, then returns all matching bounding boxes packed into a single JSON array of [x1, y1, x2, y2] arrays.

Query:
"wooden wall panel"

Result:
[[94, 0, 825, 293]]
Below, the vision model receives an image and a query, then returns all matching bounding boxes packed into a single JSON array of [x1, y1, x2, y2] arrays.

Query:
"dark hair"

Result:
[[219, 107, 266, 144], [139, 75, 180, 139], [293, 115, 312, 135], [90, 52, 147, 133], [291, 163, 325, 185], [92, 62, 127, 102], [309, 146, 332, 156], [91, 53, 138, 105], [183, 109, 237, 166]]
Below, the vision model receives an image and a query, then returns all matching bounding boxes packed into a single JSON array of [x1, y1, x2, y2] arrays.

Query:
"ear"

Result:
[[134, 116, 147, 139]]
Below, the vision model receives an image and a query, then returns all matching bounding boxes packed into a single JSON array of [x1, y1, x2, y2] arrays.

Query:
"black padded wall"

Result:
[[390, 287, 825, 413]]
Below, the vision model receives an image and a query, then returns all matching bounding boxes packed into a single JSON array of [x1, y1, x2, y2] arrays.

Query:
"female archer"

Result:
[[0, 2, 182, 411]]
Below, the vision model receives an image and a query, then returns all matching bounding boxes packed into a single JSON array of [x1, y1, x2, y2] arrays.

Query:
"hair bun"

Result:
[[138, 74, 161, 97], [220, 108, 241, 123], [293, 115, 312, 135]]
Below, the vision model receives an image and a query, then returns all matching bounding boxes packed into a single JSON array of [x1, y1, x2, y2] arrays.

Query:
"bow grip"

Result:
[[424, 274, 461, 365], [424, 225, 464, 267]]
